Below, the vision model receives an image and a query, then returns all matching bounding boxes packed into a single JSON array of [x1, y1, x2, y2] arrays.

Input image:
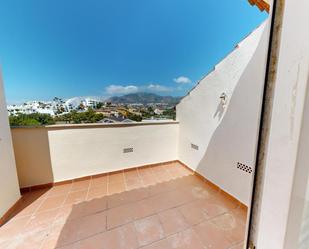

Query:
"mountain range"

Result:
[[107, 93, 182, 105]]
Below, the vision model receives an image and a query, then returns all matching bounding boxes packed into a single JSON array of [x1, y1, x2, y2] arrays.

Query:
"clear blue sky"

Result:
[[0, 0, 267, 104]]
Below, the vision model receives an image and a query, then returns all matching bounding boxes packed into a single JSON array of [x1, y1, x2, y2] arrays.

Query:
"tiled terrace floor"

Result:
[[0, 162, 247, 249]]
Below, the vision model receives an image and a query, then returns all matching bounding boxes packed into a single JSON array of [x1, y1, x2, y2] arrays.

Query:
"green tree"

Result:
[[55, 109, 104, 124], [162, 108, 176, 120], [95, 102, 103, 109], [9, 113, 55, 126], [127, 113, 142, 122]]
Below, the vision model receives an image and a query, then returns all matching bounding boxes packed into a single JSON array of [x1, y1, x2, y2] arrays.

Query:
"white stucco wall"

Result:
[[12, 122, 179, 187], [255, 0, 309, 247], [0, 71, 20, 218], [177, 22, 269, 205]]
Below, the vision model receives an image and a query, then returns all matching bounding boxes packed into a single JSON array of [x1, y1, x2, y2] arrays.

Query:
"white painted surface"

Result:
[[288, 89, 309, 249], [177, 23, 269, 205], [12, 122, 178, 187], [255, 0, 309, 248], [0, 71, 20, 217]]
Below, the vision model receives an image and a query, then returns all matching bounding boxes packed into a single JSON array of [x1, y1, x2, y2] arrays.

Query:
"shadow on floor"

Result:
[[51, 167, 246, 249], [0, 163, 247, 249]]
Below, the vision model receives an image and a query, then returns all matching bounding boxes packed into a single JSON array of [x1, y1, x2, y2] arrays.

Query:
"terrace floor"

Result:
[[0, 162, 246, 249]]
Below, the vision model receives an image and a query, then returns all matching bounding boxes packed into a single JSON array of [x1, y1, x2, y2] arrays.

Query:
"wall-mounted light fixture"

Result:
[[220, 92, 228, 107]]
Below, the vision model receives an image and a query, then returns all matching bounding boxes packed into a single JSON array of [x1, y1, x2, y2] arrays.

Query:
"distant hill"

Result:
[[107, 93, 182, 105]]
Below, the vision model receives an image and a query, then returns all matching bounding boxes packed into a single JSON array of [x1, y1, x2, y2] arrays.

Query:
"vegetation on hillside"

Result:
[[163, 108, 176, 120], [9, 113, 55, 126], [54, 109, 104, 124], [9, 106, 176, 126]]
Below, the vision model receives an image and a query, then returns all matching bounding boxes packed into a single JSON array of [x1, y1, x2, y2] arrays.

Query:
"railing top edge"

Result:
[[10, 120, 179, 130]]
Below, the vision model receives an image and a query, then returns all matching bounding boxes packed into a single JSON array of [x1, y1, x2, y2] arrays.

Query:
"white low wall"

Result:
[[11, 122, 179, 187], [0, 72, 20, 218], [177, 22, 270, 205]]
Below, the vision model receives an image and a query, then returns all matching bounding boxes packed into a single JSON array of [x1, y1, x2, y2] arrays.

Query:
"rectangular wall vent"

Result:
[[123, 147, 133, 153], [237, 162, 253, 174], [191, 143, 199, 150]]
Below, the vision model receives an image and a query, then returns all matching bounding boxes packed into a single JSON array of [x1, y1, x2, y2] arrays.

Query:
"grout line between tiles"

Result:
[[3, 164, 245, 249]]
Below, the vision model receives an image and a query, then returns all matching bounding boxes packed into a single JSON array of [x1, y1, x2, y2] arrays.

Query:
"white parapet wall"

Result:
[[176, 22, 270, 205], [0, 71, 20, 218], [11, 122, 179, 188]]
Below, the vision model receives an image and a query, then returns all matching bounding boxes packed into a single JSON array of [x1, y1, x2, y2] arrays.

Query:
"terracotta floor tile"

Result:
[[178, 200, 209, 225], [149, 167, 168, 177], [57, 244, 75, 249], [137, 166, 152, 177], [184, 183, 213, 200], [166, 167, 184, 179], [230, 207, 248, 226], [71, 180, 90, 192], [101, 223, 138, 249], [90, 176, 108, 189], [147, 181, 177, 196], [11, 198, 44, 218], [108, 182, 125, 195], [134, 215, 165, 247], [177, 175, 205, 190], [193, 220, 232, 249], [202, 201, 230, 218], [147, 194, 173, 213], [40, 223, 63, 249], [56, 198, 107, 224], [149, 189, 192, 213], [56, 218, 81, 247], [15, 229, 49, 249], [126, 178, 143, 191], [210, 213, 246, 244], [36, 195, 66, 213], [0, 240, 12, 249], [133, 198, 157, 220], [158, 208, 189, 236], [75, 233, 105, 249], [166, 228, 205, 249], [81, 197, 108, 217], [229, 242, 244, 249], [54, 245, 75, 249], [40, 239, 58, 249], [204, 181, 221, 195], [47, 184, 72, 197], [140, 174, 158, 187], [1, 163, 248, 249], [124, 168, 139, 180], [0, 215, 31, 243], [167, 189, 195, 207], [106, 203, 136, 229], [78, 211, 106, 240], [210, 192, 239, 211], [154, 172, 173, 183], [108, 172, 124, 184], [23, 189, 50, 201], [47, 221, 89, 249], [64, 190, 87, 206], [177, 166, 193, 176], [87, 187, 108, 200], [142, 238, 170, 249], [27, 208, 59, 231], [55, 204, 85, 224], [108, 188, 149, 209]]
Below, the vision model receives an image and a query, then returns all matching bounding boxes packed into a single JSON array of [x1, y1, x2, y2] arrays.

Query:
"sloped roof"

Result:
[[248, 0, 270, 13]]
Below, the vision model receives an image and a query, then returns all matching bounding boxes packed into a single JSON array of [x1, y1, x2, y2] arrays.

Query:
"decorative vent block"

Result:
[[237, 162, 253, 174], [191, 143, 199, 150], [123, 147, 133, 153]]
